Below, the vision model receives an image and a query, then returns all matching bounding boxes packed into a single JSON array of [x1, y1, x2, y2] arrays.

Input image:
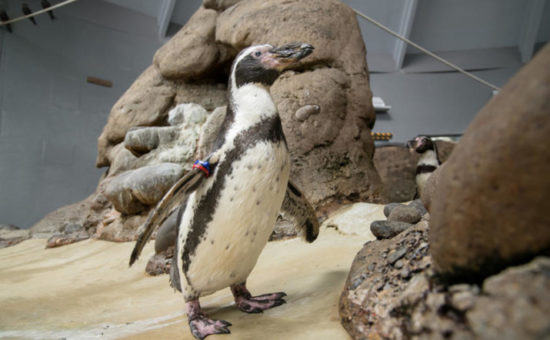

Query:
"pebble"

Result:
[[383, 203, 404, 218], [388, 247, 408, 265], [295, 104, 320, 121], [371, 220, 413, 239], [388, 205, 422, 224]]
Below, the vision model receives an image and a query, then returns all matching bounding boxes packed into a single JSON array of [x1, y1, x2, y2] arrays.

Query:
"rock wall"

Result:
[[27, 0, 383, 244]]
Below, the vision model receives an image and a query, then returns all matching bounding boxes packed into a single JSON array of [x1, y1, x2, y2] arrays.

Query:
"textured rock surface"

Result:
[[153, 8, 222, 79], [374, 146, 417, 202], [104, 163, 185, 215], [467, 257, 550, 339], [340, 219, 550, 340], [430, 44, 550, 279]]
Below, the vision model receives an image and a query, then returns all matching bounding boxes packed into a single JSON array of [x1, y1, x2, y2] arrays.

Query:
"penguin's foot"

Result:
[[231, 282, 287, 313], [186, 299, 232, 339], [189, 316, 232, 340]]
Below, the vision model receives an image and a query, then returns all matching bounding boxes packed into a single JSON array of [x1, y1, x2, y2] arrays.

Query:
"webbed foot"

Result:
[[186, 299, 231, 339], [189, 315, 232, 340], [231, 282, 287, 313]]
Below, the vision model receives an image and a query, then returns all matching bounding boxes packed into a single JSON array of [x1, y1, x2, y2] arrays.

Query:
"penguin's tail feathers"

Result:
[[280, 181, 320, 243], [129, 166, 208, 267]]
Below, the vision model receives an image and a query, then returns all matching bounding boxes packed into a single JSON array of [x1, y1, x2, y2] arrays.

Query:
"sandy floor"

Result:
[[0, 206, 380, 340]]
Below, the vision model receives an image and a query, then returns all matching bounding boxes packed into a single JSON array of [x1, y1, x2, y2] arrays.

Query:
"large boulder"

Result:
[[430, 44, 550, 280], [153, 8, 223, 79], [104, 163, 185, 215]]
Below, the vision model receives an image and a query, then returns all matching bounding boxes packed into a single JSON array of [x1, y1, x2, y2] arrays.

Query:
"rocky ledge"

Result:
[[340, 216, 550, 340]]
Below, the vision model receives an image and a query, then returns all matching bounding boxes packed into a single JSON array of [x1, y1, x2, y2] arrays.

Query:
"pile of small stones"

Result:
[[370, 199, 427, 239]]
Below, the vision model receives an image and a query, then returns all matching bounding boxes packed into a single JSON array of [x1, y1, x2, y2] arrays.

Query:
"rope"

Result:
[[0, 0, 79, 26], [352, 8, 501, 92]]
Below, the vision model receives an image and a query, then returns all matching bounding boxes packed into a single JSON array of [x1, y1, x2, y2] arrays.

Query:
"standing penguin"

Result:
[[130, 42, 314, 339], [407, 135, 441, 198]]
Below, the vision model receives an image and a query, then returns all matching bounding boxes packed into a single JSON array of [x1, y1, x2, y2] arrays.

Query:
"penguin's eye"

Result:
[[254, 51, 262, 57]]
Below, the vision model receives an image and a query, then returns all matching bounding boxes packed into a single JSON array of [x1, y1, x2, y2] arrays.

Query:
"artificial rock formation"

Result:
[[340, 218, 550, 340], [429, 44, 550, 280], [29, 0, 383, 243]]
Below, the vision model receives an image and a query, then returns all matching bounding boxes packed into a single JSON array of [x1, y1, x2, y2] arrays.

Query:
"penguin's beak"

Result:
[[262, 42, 314, 71]]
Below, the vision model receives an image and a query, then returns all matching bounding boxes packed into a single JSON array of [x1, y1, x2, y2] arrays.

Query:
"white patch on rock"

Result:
[[168, 103, 208, 127]]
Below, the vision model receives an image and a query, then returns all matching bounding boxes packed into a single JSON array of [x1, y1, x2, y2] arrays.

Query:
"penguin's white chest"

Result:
[[183, 140, 290, 295]]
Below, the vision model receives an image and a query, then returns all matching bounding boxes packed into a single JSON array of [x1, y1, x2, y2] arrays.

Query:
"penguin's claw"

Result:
[[189, 316, 232, 340], [235, 291, 287, 314]]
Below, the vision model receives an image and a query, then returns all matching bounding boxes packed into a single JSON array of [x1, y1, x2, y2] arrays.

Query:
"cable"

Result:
[[0, 0, 79, 25], [352, 8, 501, 92]]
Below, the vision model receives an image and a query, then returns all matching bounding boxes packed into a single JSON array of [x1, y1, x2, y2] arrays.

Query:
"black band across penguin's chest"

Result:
[[180, 115, 286, 274]]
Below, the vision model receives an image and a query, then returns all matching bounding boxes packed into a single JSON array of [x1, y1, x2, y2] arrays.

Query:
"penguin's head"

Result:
[[407, 135, 435, 154], [231, 42, 314, 88]]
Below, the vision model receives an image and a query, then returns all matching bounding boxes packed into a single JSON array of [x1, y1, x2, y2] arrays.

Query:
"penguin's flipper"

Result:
[[129, 167, 206, 266], [280, 181, 319, 243]]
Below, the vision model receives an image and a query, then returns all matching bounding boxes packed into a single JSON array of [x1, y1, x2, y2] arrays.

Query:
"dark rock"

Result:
[[388, 205, 422, 224], [383, 202, 404, 218], [408, 199, 428, 216], [430, 44, 550, 280], [370, 220, 412, 239]]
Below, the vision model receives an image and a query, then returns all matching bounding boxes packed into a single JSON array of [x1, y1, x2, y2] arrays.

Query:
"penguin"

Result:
[[22, 3, 37, 25], [407, 135, 440, 198], [141, 104, 319, 276], [41, 0, 56, 20], [130, 42, 314, 339]]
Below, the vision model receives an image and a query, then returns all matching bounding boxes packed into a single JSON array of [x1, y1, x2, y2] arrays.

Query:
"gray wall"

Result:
[[0, 0, 163, 228]]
